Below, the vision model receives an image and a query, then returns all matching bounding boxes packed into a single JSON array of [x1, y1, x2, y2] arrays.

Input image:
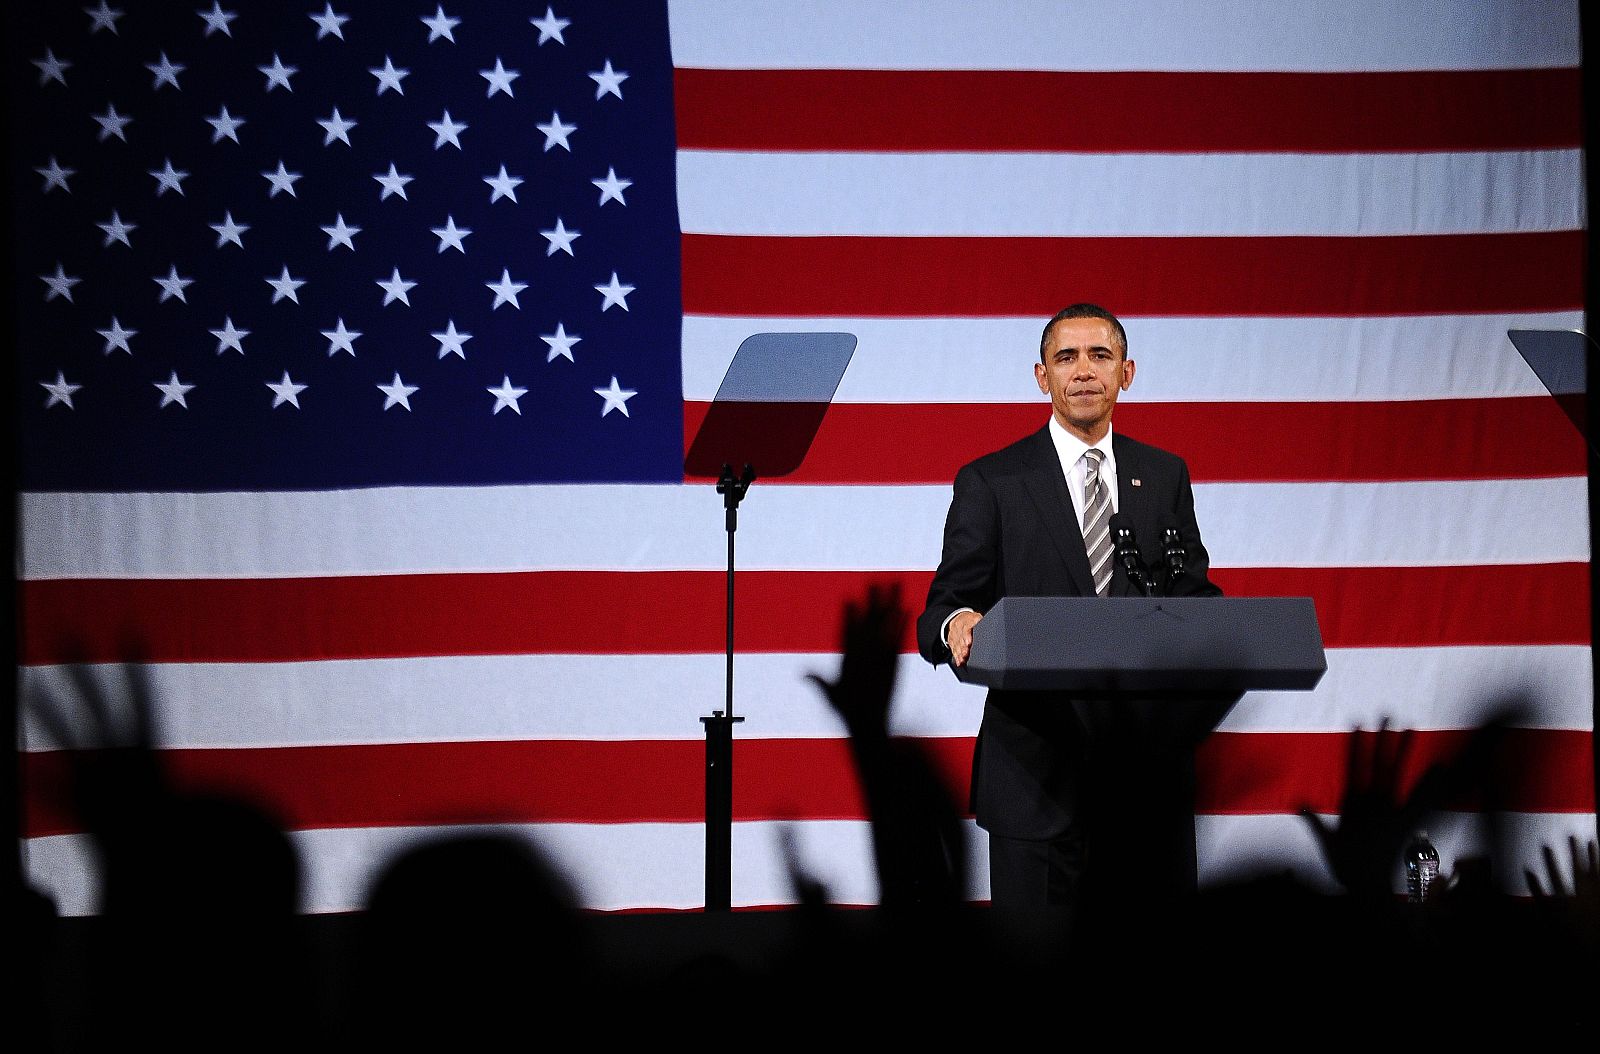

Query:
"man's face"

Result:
[[1035, 317, 1135, 441]]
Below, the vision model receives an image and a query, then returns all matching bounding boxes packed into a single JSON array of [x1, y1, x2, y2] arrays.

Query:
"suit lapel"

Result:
[[1020, 427, 1097, 596]]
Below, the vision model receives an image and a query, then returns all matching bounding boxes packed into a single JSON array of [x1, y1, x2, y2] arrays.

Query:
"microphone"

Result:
[[1109, 513, 1151, 595], [1158, 513, 1187, 593]]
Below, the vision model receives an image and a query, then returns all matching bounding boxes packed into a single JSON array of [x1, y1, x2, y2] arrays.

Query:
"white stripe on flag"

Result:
[[681, 314, 1582, 404], [21, 646, 1590, 751], [667, 0, 1578, 71], [21, 477, 1589, 579], [678, 150, 1584, 238], [24, 820, 937, 916], [27, 810, 1591, 916], [1196, 811, 1600, 894]]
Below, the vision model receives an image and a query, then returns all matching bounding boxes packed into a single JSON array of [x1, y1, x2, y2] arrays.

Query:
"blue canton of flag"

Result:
[[13, 0, 684, 489]]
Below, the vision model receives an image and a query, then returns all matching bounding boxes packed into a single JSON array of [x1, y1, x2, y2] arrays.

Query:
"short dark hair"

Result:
[[1039, 303, 1128, 362]]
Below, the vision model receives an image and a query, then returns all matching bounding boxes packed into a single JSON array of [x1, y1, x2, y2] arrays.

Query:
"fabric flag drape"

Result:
[[14, 0, 1593, 913]]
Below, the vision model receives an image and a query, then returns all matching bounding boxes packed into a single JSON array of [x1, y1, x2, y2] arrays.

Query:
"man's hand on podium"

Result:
[[947, 610, 983, 667]]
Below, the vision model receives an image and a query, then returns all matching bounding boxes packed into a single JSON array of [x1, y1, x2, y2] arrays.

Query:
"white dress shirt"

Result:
[[1046, 415, 1118, 531]]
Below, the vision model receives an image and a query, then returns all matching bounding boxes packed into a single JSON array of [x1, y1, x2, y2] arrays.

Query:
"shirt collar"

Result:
[[1048, 415, 1114, 470]]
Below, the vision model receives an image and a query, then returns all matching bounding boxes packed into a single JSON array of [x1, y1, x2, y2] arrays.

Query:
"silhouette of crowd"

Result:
[[16, 588, 1600, 1049]]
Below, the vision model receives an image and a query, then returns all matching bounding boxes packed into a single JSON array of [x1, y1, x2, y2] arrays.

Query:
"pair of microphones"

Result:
[[1110, 512, 1188, 596]]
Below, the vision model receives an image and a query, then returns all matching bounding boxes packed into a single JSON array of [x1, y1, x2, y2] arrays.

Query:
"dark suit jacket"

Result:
[[916, 426, 1223, 841]]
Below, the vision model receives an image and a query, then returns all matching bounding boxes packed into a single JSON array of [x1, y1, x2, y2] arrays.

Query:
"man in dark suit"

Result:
[[916, 304, 1226, 937]]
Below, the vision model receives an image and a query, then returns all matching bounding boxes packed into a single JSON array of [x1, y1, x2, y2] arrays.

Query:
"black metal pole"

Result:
[[704, 464, 752, 911], [701, 711, 736, 911], [1583, 2, 1600, 834]]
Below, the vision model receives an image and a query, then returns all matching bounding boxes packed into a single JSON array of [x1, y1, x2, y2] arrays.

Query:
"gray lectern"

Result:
[[954, 596, 1326, 693]]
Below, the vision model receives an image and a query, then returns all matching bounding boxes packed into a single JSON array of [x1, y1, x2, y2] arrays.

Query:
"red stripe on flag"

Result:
[[1196, 728, 1596, 815], [1211, 565, 1589, 649], [21, 729, 1590, 837], [19, 564, 1589, 665], [680, 232, 1583, 317], [673, 68, 1581, 153], [684, 398, 1587, 484]]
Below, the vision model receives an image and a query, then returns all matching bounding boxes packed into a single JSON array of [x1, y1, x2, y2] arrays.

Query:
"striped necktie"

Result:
[[1082, 448, 1113, 596]]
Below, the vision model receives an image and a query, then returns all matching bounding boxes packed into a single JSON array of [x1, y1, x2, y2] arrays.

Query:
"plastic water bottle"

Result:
[[1404, 832, 1440, 903]]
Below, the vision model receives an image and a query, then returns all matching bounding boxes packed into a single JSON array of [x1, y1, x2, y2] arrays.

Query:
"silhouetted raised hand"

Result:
[[806, 581, 906, 739], [26, 651, 308, 1050], [807, 583, 966, 911], [1526, 835, 1600, 951], [1300, 721, 1429, 898], [1527, 835, 1600, 900]]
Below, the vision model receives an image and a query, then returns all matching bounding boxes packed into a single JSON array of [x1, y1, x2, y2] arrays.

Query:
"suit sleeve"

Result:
[[917, 463, 1003, 664], [1171, 458, 1224, 598]]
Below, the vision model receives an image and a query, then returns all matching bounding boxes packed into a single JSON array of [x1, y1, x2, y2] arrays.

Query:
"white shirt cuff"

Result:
[[940, 607, 976, 648]]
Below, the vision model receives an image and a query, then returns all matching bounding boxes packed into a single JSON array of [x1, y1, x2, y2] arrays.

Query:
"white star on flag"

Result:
[[210, 317, 248, 354], [94, 104, 132, 142], [594, 272, 634, 312], [484, 165, 522, 204], [33, 50, 72, 87], [378, 373, 419, 411], [429, 110, 467, 150], [431, 216, 470, 253], [266, 265, 306, 304], [97, 210, 136, 247], [377, 269, 417, 306], [593, 167, 630, 206], [541, 323, 581, 363], [197, 3, 235, 37], [155, 370, 195, 408], [322, 318, 361, 355], [318, 107, 357, 147], [262, 161, 301, 198], [267, 371, 307, 409], [85, 2, 123, 35], [421, 5, 458, 43], [206, 106, 246, 144], [370, 56, 409, 95], [540, 218, 580, 256], [36, 157, 74, 194], [198, 3, 237, 37], [590, 60, 628, 100], [150, 159, 190, 196], [153, 265, 193, 303], [487, 376, 528, 415], [310, 4, 349, 40], [146, 52, 184, 91], [212, 211, 249, 249], [260, 54, 297, 92], [536, 112, 576, 152], [530, 6, 569, 44], [41, 370, 81, 409], [91, 106, 132, 145], [594, 376, 637, 417], [98, 317, 137, 354], [432, 321, 472, 359], [374, 163, 413, 200], [480, 58, 519, 98], [322, 214, 360, 251], [486, 269, 527, 310]]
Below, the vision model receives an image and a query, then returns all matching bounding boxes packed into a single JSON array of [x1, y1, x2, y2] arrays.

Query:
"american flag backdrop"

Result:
[[14, 0, 1594, 913]]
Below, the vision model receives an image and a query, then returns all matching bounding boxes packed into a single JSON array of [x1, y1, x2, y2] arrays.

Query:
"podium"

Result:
[[954, 596, 1326, 693]]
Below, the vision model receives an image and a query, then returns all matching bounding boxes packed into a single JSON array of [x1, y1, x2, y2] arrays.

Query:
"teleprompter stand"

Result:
[[700, 463, 752, 913], [687, 333, 856, 911]]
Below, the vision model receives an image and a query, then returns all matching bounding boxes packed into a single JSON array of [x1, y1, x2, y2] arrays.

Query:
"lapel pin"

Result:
[[1131, 478, 1142, 487]]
